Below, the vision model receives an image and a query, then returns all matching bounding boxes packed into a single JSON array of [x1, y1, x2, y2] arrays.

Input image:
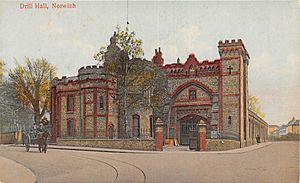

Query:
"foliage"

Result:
[[94, 27, 169, 137], [248, 95, 265, 118], [94, 26, 169, 112], [0, 79, 34, 132], [0, 60, 5, 84], [125, 58, 169, 113], [271, 134, 300, 141], [94, 26, 143, 64], [9, 58, 56, 124]]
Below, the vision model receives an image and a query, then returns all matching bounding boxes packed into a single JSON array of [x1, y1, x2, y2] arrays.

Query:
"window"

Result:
[[189, 65, 195, 74], [67, 95, 74, 112], [228, 116, 232, 125], [99, 96, 104, 109], [67, 119, 75, 137], [150, 116, 154, 137], [189, 90, 197, 100], [169, 128, 175, 138], [108, 124, 114, 139], [132, 114, 140, 138]]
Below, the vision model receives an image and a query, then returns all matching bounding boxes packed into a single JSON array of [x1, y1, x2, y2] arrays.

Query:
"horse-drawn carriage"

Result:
[[24, 128, 51, 153]]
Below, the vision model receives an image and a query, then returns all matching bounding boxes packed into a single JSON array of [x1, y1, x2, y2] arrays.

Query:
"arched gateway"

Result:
[[178, 114, 208, 145], [167, 79, 214, 146]]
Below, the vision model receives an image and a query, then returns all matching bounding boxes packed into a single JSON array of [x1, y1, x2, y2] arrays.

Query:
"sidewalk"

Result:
[[0, 156, 36, 183], [12, 142, 272, 154]]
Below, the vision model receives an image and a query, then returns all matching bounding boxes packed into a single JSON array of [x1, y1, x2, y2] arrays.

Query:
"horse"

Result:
[[37, 131, 51, 153]]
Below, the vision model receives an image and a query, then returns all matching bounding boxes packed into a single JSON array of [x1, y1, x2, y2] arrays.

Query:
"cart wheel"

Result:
[[44, 144, 47, 153], [26, 144, 30, 152]]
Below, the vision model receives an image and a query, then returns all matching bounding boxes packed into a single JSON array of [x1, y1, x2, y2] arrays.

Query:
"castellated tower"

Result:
[[51, 65, 118, 141], [218, 39, 250, 146]]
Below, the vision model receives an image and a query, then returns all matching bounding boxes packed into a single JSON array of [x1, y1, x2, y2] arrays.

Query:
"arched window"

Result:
[[149, 115, 154, 138], [67, 95, 74, 112], [99, 96, 104, 109], [132, 114, 140, 138], [189, 65, 195, 74], [228, 116, 232, 125], [108, 124, 114, 139], [67, 119, 76, 138], [189, 89, 197, 100]]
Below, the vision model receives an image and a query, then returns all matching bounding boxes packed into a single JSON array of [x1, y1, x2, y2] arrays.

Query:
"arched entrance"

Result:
[[178, 114, 207, 145], [108, 124, 114, 139]]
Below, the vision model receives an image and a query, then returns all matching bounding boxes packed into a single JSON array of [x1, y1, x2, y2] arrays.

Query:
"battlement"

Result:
[[78, 65, 103, 75], [218, 39, 250, 59], [218, 39, 243, 46]]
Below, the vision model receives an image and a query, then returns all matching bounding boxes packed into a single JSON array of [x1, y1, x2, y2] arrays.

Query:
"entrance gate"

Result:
[[180, 121, 197, 145], [179, 114, 207, 146]]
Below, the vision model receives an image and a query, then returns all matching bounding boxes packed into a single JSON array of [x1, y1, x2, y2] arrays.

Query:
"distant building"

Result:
[[287, 117, 300, 135], [268, 125, 279, 135], [278, 124, 288, 136]]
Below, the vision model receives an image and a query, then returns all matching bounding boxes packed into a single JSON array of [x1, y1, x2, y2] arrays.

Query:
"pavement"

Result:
[[0, 142, 272, 183], [10, 141, 272, 154], [0, 156, 36, 183]]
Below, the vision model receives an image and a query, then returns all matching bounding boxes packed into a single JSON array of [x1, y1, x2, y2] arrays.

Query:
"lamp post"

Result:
[[123, 59, 129, 138]]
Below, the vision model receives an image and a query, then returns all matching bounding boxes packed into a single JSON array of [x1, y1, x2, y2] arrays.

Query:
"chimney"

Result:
[[152, 47, 164, 67]]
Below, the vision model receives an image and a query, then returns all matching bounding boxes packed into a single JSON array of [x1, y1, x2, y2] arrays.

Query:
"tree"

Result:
[[9, 58, 56, 124], [0, 60, 5, 84], [248, 95, 265, 118], [0, 79, 34, 132], [94, 26, 169, 137]]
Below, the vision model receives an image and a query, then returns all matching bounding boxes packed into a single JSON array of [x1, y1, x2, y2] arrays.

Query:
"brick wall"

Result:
[[0, 132, 15, 144], [206, 139, 240, 151], [57, 138, 155, 151]]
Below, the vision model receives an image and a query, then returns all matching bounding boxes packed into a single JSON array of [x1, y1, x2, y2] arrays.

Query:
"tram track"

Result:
[[74, 154, 146, 183], [74, 155, 119, 183]]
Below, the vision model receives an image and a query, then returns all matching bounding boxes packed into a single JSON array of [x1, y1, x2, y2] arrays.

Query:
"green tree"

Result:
[[248, 95, 265, 118], [0, 60, 5, 84], [9, 58, 56, 124], [0, 79, 34, 132], [94, 26, 169, 137]]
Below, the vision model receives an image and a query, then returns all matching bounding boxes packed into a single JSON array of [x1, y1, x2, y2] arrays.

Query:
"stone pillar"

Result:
[[155, 118, 164, 151], [197, 120, 207, 151]]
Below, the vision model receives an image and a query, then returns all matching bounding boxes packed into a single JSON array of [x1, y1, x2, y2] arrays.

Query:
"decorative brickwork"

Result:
[[51, 39, 269, 151]]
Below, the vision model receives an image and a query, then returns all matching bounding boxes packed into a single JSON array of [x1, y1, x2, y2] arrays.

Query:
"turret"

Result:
[[218, 39, 250, 64], [152, 47, 164, 67]]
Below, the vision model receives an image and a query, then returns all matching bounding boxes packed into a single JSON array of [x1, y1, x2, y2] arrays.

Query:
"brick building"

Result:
[[51, 66, 118, 140], [51, 38, 268, 150], [153, 39, 268, 148]]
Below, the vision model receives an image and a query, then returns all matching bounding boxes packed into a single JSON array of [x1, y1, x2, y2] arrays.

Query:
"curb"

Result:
[[0, 156, 37, 183], [9, 142, 272, 155]]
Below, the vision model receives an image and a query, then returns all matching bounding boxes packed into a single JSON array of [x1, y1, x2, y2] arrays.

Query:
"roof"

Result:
[[65, 76, 78, 82], [268, 125, 279, 128], [287, 117, 300, 126]]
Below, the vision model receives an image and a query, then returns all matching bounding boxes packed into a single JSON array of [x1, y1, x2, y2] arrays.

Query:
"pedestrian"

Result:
[[256, 135, 260, 145], [22, 130, 26, 146]]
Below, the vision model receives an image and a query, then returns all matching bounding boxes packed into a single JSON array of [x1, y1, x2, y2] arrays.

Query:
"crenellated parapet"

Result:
[[218, 39, 250, 60], [78, 65, 103, 76], [52, 65, 113, 87]]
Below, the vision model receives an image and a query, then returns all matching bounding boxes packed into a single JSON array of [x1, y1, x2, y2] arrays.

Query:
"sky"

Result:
[[0, 1, 299, 126]]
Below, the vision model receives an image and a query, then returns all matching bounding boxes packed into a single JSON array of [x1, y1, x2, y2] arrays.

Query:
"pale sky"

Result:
[[0, 1, 299, 126]]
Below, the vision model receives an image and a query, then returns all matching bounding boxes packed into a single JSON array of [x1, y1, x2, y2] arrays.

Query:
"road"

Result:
[[0, 142, 299, 183]]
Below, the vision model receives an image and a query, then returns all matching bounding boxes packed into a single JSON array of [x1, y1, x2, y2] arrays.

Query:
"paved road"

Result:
[[0, 142, 298, 183]]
